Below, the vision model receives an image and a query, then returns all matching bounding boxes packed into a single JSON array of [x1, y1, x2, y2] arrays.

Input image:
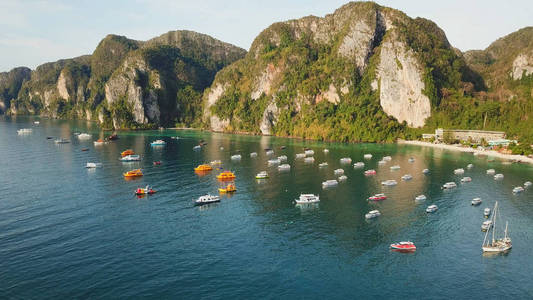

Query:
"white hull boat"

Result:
[[304, 157, 315, 163], [426, 205, 438, 213], [471, 197, 482, 206], [454, 168, 465, 175], [381, 180, 398, 186], [322, 180, 338, 188], [295, 194, 320, 204], [363, 154, 372, 160], [318, 162, 328, 168], [231, 154, 242, 160], [250, 152, 258, 158], [340, 157, 352, 164], [353, 162, 365, 168], [195, 194, 220, 206], [494, 174, 504, 180], [278, 164, 291, 171], [442, 182, 457, 189], [461, 177, 472, 183], [120, 155, 141, 161], [415, 195, 427, 201], [486, 169, 496, 175], [401, 174, 413, 181], [365, 210, 381, 219], [390, 165, 400, 170], [334, 169, 344, 175]]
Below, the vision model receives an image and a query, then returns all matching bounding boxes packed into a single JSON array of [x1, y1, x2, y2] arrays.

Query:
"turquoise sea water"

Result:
[[1, 116, 533, 299]]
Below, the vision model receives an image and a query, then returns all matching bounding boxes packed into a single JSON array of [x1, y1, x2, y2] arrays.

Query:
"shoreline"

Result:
[[398, 140, 533, 165]]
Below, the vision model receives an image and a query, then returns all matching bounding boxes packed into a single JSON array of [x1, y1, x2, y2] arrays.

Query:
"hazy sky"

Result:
[[0, 0, 531, 71]]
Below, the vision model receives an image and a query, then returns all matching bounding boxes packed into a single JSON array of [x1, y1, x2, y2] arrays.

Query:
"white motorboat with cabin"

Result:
[[268, 158, 281, 165], [408, 157, 415, 163], [401, 174, 413, 181], [322, 180, 338, 188], [304, 157, 315, 163], [365, 210, 381, 219], [422, 169, 430, 174], [295, 153, 306, 159], [193, 145, 201, 151], [442, 182, 457, 189], [524, 181, 532, 188], [381, 179, 398, 186], [486, 169, 496, 175], [461, 177, 472, 183], [318, 162, 328, 168], [481, 220, 493, 232], [231, 154, 242, 160], [295, 194, 320, 204], [353, 162, 365, 168], [512, 186, 524, 194], [17, 128, 33, 134], [494, 173, 504, 180], [86, 162, 102, 168], [150, 139, 166, 146], [378, 160, 386, 165], [334, 169, 344, 175], [426, 205, 438, 213], [55, 138, 70, 144], [278, 164, 291, 171], [471, 197, 482, 206], [304, 149, 314, 156], [364, 154, 372, 159], [256, 171, 269, 179], [120, 154, 141, 161], [467, 163, 474, 169], [340, 157, 352, 164], [250, 152, 258, 158], [454, 168, 465, 175], [277, 155, 288, 162], [77, 133, 92, 140], [484, 207, 491, 217], [390, 165, 400, 170], [383, 156, 392, 161], [195, 194, 220, 206], [415, 195, 427, 201], [338, 175, 347, 182], [265, 149, 275, 156]]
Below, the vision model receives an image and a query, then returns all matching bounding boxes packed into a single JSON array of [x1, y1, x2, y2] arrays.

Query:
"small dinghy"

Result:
[[408, 157, 415, 163], [295, 153, 306, 159], [135, 185, 156, 195], [365, 210, 381, 219], [323, 149, 329, 154], [150, 139, 166, 146], [120, 155, 141, 161], [426, 204, 438, 213], [277, 155, 288, 162], [382, 156, 392, 161]]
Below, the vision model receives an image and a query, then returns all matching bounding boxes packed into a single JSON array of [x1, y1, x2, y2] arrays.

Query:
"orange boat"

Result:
[[124, 169, 143, 178], [219, 183, 236, 193], [217, 171, 235, 180], [121, 149, 135, 157], [194, 164, 213, 172]]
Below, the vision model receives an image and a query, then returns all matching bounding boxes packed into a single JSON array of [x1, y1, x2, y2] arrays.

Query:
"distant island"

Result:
[[1, 1, 533, 148]]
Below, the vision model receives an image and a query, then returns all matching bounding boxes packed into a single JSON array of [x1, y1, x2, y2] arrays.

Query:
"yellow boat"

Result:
[[219, 183, 236, 193], [121, 149, 135, 157], [217, 171, 236, 180], [194, 164, 213, 172], [123, 169, 143, 178]]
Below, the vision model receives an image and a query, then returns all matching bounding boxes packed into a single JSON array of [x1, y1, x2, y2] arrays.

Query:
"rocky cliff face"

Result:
[[0, 67, 31, 113], [204, 1, 475, 141], [5, 31, 245, 129]]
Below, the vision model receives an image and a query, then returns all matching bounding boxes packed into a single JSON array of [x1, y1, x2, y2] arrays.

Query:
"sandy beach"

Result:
[[398, 140, 533, 165]]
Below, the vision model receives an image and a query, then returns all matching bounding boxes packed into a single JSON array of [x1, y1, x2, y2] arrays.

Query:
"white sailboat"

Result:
[[482, 201, 512, 253]]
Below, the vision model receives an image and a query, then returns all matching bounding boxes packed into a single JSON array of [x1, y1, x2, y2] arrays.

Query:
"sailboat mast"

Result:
[[492, 202, 498, 244], [504, 221, 508, 239]]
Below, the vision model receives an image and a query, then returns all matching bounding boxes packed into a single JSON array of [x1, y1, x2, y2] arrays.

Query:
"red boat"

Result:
[[135, 186, 156, 195], [364, 169, 377, 176], [390, 241, 416, 251], [368, 193, 387, 201], [153, 161, 162, 165]]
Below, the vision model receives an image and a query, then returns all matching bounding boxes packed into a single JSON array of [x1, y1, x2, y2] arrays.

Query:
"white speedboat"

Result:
[[210, 160, 222, 165], [363, 154, 372, 159], [86, 162, 102, 168], [250, 152, 258, 158], [318, 162, 328, 168], [278, 164, 291, 171], [295, 194, 320, 204], [322, 180, 338, 188], [256, 171, 269, 179], [231, 154, 242, 160], [484, 208, 491, 217], [415, 195, 427, 201], [494, 174, 504, 180], [150, 139, 166, 146], [401, 174, 413, 181], [334, 169, 344, 175], [193, 145, 201, 151], [353, 162, 365, 168], [295, 153, 306, 159], [365, 210, 381, 219], [381, 179, 398, 186], [390, 165, 400, 170], [265, 149, 275, 156], [77, 133, 92, 140], [422, 169, 430, 174], [486, 169, 496, 175], [17, 128, 33, 134], [304, 157, 315, 163], [268, 158, 281, 165], [512, 186, 524, 194], [120, 154, 141, 161], [338, 175, 347, 181], [442, 182, 457, 189], [454, 168, 465, 175], [426, 204, 438, 213], [340, 157, 352, 164], [277, 155, 288, 162], [481, 220, 493, 232], [408, 157, 415, 163], [467, 163, 474, 169], [471, 197, 482, 206], [524, 181, 532, 188], [33, 121, 40, 124], [383, 156, 392, 161], [55, 138, 70, 144], [195, 194, 220, 206], [304, 149, 314, 156], [460, 177, 472, 183], [323, 149, 329, 154]]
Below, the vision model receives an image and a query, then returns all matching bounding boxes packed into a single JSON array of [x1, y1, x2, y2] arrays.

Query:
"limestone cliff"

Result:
[[0, 67, 31, 113], [204, 1, 477, 141]]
